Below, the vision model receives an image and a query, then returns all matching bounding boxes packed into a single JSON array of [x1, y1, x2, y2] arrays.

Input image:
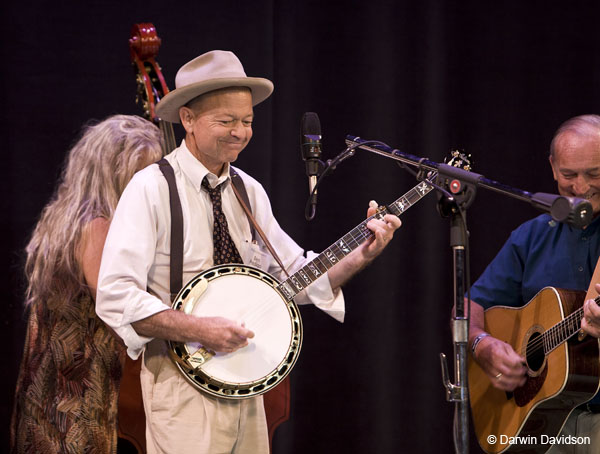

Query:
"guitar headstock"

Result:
[[445, 149, 473, 171], [129, 23, 170, 123]]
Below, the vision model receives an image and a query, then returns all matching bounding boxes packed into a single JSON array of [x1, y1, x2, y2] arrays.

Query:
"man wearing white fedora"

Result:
[[96, 50, 401, 453]]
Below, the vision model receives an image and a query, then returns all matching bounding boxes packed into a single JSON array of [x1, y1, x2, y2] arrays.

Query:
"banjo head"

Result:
[[169, 264, 303, 399]]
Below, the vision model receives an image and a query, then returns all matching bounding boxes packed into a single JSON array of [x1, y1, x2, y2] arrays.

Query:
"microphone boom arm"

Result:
[[345, 135, 593, 228]]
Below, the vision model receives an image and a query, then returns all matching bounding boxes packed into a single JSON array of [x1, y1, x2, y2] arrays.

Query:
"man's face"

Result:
[[550, 130, 600, 216], [181, 87, 254, 175]]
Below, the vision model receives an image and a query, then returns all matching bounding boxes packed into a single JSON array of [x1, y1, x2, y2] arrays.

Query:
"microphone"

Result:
[[531, 193, 593, 228], [300, 112, 323, 212]]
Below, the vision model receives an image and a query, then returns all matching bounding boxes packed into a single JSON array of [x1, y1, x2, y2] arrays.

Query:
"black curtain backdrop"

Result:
[[3, 1, 600, 452]]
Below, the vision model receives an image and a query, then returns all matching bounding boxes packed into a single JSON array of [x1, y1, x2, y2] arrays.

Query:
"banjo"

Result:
[[169, 151, 471, 399]]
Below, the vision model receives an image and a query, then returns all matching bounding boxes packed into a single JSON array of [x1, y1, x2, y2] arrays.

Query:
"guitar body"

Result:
[[469, 287, 600, 453]]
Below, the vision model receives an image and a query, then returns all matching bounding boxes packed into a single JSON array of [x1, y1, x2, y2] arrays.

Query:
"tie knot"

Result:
[[202, 177, 223, 202]]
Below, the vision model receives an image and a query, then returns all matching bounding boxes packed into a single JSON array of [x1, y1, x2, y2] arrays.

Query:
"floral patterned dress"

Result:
[[11, 292, 125, 454]]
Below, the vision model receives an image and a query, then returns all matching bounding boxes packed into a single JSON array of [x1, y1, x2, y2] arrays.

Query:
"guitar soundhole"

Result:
[[525, 331, 545, 372], [512, 329, 548, 407]]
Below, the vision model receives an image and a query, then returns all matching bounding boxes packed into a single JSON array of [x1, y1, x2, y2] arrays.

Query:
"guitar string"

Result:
[[513, 293, 600, 358], [517, 303, 590, 357], [518, 308, 582, 356], [532, 294, 600, 355]]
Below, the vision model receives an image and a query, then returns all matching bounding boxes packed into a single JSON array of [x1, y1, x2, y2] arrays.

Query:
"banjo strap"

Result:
[[157, 159, 290, 302], [230, 169, 291, 279]]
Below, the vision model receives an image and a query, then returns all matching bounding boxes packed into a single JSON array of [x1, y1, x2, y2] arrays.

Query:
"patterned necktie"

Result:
[[202, 177, 243, 265]]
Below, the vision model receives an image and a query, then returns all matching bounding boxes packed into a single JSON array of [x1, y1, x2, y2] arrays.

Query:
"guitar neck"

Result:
[[277, 177, 436, 300], [544, 295, 600, 354]]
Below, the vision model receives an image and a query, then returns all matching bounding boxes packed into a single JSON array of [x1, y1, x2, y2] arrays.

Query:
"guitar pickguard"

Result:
[[514, 365, 548, 407]]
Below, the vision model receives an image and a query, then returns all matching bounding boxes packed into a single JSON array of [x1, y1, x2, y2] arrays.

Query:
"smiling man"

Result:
[[467, 115, 600, 453], [96, 51, 401, 454], [550, 117, 600, 215]]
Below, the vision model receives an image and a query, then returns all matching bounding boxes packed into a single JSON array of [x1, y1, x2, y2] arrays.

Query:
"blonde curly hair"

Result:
[[24, 114, 163, 307]]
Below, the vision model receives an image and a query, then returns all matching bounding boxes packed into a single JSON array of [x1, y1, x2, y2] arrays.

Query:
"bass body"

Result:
[[469, 287, 600, 453]]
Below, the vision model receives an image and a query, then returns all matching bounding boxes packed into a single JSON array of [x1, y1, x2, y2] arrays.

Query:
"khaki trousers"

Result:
[[140, 339, 269, 454]]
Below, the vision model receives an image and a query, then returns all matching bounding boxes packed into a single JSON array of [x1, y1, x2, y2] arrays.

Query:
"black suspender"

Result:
[[157, 158, 184, 301]]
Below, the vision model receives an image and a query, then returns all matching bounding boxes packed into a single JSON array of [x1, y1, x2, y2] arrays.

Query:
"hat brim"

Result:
[[155, 77, 274, 123]]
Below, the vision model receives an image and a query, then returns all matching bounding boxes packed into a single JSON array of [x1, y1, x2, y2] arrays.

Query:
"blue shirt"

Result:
[[470, 214, 600, 310]]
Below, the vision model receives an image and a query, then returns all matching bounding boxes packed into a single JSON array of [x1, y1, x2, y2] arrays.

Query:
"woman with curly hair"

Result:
[[11, 114, 163, 454]]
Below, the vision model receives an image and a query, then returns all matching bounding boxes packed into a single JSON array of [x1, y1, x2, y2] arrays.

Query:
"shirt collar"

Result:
[[176, 139, 231, 192]]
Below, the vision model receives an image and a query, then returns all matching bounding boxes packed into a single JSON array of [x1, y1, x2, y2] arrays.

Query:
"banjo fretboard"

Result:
[[277, 177, 436, 300]]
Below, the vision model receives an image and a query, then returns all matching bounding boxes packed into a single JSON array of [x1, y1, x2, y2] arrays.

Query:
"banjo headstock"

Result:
[[445, 149, 473, 171]]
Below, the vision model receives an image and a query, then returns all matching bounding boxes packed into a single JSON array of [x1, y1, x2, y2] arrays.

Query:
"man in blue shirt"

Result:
[[468, 114, 600, 453]]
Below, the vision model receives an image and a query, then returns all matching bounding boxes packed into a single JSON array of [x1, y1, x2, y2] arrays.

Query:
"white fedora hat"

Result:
[[155, 50, 274, 123]]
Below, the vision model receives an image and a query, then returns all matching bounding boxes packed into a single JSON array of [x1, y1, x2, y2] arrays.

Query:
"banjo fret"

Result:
[[290, 276, 304, 291], [307, 263, 321, 278], [278, 281, 295, 300], [298, 269, 311, 285]]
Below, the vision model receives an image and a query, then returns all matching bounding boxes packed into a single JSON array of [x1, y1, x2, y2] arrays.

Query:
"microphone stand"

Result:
[[436, 174, 476, 454], [339, 135, 593, 454]]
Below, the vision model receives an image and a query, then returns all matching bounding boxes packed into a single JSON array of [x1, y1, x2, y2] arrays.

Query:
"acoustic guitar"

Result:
[[469, 287, 600, 453]]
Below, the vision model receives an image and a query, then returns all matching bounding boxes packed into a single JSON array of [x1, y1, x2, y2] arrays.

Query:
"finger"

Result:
[[234, 324, 255, 339], [370, 224, 389, 243], [491, 369, 527, 391], [365, 220, 382, 237], [383, 214, 401, 229], [366, 200, 379, 217], [489, 372, 515, 391], [496, 344, 528, 375], [587, 298, 600, 318], [581, 316, 600, 338], [582, 300, 600, 332]]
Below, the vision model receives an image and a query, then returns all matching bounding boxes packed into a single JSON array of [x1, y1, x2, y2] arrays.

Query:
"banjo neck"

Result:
[[277, 177, 436, 300]]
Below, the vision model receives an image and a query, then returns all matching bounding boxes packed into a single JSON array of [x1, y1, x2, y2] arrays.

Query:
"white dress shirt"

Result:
[[96, 140, 345, 359]]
